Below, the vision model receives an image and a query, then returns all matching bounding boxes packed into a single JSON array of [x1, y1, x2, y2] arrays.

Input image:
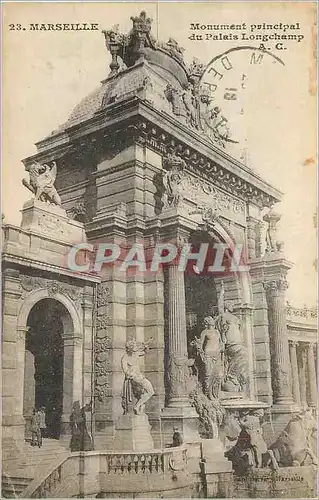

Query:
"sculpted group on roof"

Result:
[[102, 11, 234, 148]]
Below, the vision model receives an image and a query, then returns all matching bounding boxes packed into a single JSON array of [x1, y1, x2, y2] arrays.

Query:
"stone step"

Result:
[[2, 476, 32, 498]]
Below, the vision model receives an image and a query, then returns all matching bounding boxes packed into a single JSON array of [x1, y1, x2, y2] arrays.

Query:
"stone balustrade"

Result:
[[105, 449, 184, 475], [23, 448, 190, 498], [286, 303, 317, 322]]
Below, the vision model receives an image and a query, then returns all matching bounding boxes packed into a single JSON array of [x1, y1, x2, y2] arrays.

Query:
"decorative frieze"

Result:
[[37, 212, 72, 237], [184, 174, 245, 224], [142, 127, 275, 209], [94, 283, 112, 402], [19, 275, 83, 308], [158, 152, 246, 223]]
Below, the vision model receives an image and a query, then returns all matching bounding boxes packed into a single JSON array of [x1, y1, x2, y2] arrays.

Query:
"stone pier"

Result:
[[161, 262, 199, 444], [289, 341, 301, 405]]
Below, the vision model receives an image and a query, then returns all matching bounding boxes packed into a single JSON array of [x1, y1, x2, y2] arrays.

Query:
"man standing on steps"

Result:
[[38, 406, 47, 440]]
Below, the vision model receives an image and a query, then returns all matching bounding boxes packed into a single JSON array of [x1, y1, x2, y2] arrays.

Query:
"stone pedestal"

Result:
[[160, 406, 200, 446], [20, 199, 86, 243], [113, 413, 154, 452], [200, 439, 233, 498]]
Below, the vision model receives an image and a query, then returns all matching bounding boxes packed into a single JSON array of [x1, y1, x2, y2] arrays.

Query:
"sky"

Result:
[[2, 2, 317, 306]]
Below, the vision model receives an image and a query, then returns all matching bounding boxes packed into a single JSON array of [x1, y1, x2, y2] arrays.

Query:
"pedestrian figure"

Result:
[[172, 427, 183, 447], [38, 406, 47, 439], [30, 408, 42, 448], [70, 401, 93, 452]]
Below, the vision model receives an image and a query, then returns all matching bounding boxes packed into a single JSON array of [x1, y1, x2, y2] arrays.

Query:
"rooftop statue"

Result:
[[102, 11, 232, 148], [22, 161, 61, 206], [263, 206, 283, 253]]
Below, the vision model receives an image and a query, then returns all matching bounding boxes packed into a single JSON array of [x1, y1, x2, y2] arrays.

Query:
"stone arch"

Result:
[[17, 288, 82, 335], [196, 219, 253, 307], [190, 219, 256, 399], [17, 287, 84, 438]]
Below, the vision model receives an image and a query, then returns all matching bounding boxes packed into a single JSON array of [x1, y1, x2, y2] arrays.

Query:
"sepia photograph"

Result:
[[1, 1, 317, 498]]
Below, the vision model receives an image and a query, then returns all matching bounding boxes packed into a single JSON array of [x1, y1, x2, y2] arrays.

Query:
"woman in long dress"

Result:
[[70, 401, 93, 452]]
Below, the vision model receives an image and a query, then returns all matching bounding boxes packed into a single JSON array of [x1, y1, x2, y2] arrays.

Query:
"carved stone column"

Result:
[[289, 341, 301, 405], [297, 344, 308, 407], [60, 334, 83, 436], [306, 343, 317, 407], [161, 261, 199, 443], [264, 278, 293, 405], [166, 263, 189, 407]]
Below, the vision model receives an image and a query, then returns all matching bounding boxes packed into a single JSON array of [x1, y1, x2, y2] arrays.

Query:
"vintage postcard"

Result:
[[1, 1, 317, 498]]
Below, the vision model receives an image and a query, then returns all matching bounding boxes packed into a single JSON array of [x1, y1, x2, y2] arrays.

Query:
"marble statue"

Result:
[[164, 84, 187, 120], [162, 168, 183, 208], [215, 283, 248, 392], [162, 153, 186, 208], [182, 84, 199, 129], [225, 409, 278, 474], [263, 206, 281, 253], [22, 161, 61, 205], [269, 409, 317, 467], [121, 337, 154, 415], [191, 316, 224, 399]]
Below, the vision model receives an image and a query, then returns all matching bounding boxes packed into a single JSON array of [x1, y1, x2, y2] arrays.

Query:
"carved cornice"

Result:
[[22, 100, 281, 210], [124, 118, 280, 209]]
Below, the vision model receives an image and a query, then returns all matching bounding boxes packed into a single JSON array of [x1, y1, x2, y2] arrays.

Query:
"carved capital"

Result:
[[290, 340, 299, 349], [17, 327, 29, 341], [264, 278, 289, 294], [306, 342, 316, 354]]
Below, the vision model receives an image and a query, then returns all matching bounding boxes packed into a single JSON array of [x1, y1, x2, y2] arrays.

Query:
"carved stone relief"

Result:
[[94, 282, 112, 402], [97, 283, 110, 307], [19, 275, 83, 309], [37, 213, 71, 237]]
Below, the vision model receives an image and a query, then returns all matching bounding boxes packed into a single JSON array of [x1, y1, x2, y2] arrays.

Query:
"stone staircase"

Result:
[[2, 439, 70, 498]]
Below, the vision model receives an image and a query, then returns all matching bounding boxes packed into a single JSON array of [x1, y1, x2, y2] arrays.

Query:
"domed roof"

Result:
[[55, 80, 115, 132], [50, 11, 196, 135], [45, 12, 231, 151]]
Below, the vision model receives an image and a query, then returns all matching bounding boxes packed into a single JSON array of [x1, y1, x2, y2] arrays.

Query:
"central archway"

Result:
[[22, 295, 82, 441], [24, 299, 67, 439]]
